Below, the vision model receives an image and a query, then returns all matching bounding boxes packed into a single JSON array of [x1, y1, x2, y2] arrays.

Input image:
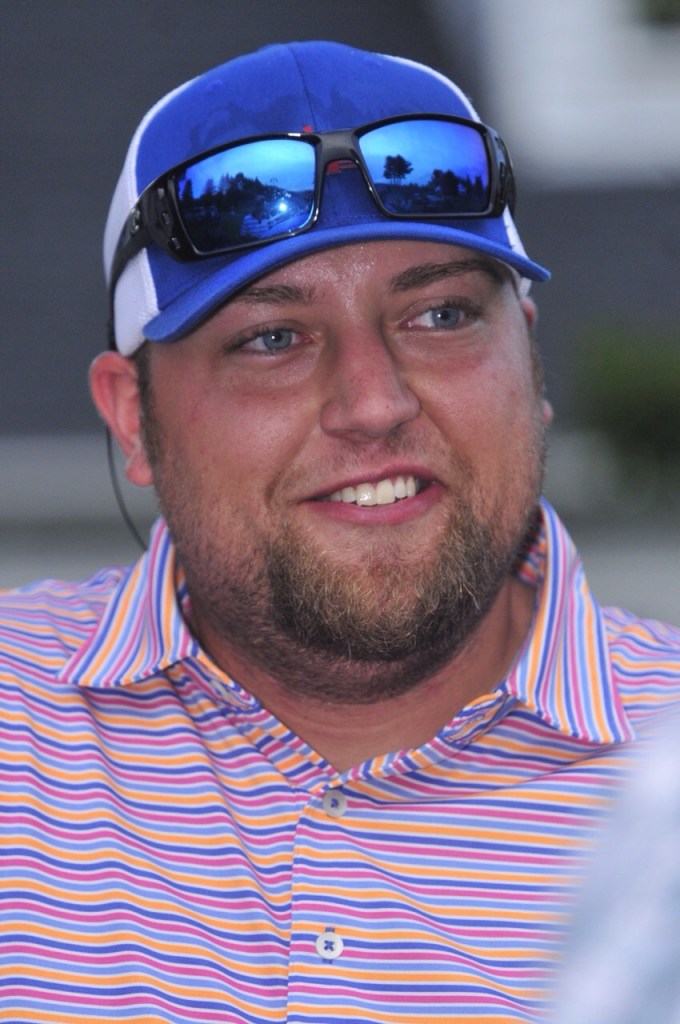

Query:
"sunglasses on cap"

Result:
[[110, 113, 516, 293]]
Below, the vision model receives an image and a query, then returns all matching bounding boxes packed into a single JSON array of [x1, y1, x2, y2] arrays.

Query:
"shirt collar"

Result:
[[505, 500, 634, 745], [60, 518, 200, 689], [62, 503, 634, 745]]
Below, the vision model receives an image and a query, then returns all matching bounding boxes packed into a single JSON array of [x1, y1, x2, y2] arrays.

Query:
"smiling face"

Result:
[[96, 240, 549, 703]]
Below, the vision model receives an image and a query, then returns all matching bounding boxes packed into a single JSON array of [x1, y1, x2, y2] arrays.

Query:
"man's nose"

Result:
[[319, 327, 421, 441]]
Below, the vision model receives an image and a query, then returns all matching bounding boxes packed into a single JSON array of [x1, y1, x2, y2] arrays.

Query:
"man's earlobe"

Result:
[[542, 399, 554, 427], [89, 351, 154, 487], [521, 296, 538, 330]]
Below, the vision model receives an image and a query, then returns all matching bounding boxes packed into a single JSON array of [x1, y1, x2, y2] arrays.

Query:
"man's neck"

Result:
[[193, 575, 535, 773]]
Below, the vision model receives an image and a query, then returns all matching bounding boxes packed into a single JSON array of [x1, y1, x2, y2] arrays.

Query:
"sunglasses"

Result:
[[110, 114, 516, 292]]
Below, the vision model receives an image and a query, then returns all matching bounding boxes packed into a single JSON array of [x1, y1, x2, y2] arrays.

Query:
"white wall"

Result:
[[429, 0, 680, 184]]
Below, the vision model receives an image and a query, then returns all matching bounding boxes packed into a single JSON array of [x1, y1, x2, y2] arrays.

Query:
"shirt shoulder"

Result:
[[603, 604, 680, 728], [604, 603, 680, 659], [0, 568, 125, 677]]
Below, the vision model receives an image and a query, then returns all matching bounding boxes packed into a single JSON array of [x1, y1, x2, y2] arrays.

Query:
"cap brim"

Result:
[[144, 219, 550, 345]]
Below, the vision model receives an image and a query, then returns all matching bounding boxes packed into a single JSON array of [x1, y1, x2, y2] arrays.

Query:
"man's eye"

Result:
[[408, 305, 465, 329], [246, 328, 296, 353]]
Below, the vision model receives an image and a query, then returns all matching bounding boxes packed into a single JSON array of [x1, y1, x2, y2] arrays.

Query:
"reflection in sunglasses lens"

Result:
[[173, 120, 493, 254], [359, 120, 490, 215], [176, 139, 316, 252]]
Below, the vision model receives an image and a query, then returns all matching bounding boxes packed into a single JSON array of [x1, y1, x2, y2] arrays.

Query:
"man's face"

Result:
[[132, 240, 548, 702]]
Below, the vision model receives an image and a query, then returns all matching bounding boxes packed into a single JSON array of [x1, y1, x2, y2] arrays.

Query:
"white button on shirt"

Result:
[[322, 789, 347, 818], [315, 930, 344, 960]]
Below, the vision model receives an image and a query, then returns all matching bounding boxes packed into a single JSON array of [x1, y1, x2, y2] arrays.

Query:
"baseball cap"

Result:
[[104, 40, 550, 356]]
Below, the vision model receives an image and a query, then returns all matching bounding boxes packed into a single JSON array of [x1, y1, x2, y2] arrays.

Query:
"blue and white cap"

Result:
[[104, 40, 549, 356]]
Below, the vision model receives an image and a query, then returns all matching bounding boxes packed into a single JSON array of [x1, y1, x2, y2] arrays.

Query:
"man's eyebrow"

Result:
[[389, 257, 509, 293], [230, 257, 509, 306], [232, 283, 316, 305]]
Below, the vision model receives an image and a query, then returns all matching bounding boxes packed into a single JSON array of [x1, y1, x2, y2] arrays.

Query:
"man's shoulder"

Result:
[[602, 604, 680, 723], [0, 566, 127, 670], [603, 603, 680, 657]]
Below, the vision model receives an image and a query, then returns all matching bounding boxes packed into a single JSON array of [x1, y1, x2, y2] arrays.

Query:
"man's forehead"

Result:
[[230, 243, 513, 308]]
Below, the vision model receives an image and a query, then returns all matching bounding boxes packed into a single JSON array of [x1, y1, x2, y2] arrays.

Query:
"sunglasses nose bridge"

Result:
[[316, 129, 362, 173]]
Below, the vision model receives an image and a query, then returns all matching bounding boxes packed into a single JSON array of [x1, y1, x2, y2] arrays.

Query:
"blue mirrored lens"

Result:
[[359, 120, 491, 215], [175, 139, 316, 253]]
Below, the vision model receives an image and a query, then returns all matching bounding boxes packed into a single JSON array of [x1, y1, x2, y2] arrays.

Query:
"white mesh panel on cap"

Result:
[[103, 76, 195, 352], [113, 253, 160, 357], [502, 207, 533, 296]]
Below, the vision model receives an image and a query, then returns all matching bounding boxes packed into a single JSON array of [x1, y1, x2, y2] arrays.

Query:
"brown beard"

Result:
[[229, 503, 523, 703], [167, 473, 542, 705]]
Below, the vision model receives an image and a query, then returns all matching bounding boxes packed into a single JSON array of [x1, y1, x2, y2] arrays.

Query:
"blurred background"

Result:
[[2, 0, 679, 620]]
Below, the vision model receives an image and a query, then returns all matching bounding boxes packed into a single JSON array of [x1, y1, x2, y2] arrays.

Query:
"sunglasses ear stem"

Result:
[[505, 168, 517, 218], [495, 133, 516, 216], [107, 305, 117, 351]]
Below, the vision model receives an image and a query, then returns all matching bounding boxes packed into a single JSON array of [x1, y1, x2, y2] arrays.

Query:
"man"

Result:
[[1, 40, 679, 1023]]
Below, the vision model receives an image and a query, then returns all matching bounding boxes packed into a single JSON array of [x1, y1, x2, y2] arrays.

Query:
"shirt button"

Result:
[[322, 789, 347, 818], [315, 930, 344, 960]]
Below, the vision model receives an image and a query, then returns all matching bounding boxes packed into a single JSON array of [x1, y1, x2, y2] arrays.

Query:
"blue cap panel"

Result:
[[134, 42, 475, 197], [107, 41, 550, 353]]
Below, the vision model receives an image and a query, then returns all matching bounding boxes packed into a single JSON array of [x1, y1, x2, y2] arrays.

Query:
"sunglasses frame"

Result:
[[110, 113, 516, 295]]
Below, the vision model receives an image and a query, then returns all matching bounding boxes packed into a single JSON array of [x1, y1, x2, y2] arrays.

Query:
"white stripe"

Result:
[[103, 75, 197, 353]]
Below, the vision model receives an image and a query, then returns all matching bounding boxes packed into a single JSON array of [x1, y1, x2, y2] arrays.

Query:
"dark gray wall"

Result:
[[520, 184, 680, 421], [2, 1, 679, 435]]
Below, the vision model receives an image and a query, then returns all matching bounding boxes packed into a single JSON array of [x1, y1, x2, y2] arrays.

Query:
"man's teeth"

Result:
[[329, 474, 419, 506]]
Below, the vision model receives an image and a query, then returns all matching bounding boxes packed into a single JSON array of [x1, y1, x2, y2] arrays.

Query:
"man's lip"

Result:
[[300, 474, 444, 525]]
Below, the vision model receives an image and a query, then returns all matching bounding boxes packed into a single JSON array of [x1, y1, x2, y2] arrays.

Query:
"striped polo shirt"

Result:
[[2, 499, 680, 1022]]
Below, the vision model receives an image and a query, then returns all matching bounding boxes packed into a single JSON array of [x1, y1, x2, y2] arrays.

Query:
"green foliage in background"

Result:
[[641, 0, 680, 23], [577, 324, 680, 486]]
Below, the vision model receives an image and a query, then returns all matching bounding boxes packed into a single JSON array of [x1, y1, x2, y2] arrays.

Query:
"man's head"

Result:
[[92, 43, 551, 705], [103, 40, 548, 356]]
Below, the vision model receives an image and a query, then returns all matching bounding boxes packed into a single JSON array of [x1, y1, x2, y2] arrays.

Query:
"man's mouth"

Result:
[[322, 474, 423, 507]]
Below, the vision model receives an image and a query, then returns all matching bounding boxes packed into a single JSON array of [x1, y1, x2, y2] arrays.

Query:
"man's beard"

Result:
[[248, 504, 520, 702], [163, 477, 542, 705]]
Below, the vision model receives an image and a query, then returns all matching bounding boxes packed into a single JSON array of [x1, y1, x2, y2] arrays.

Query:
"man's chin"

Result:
[[267, 508, 507, 661], [173, 484, 538, 705]]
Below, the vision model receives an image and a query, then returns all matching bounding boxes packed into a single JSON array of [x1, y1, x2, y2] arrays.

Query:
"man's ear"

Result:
[[520, 295, 538, 331], [519, 295, 553, 425], [89, 351, 153, 487]]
